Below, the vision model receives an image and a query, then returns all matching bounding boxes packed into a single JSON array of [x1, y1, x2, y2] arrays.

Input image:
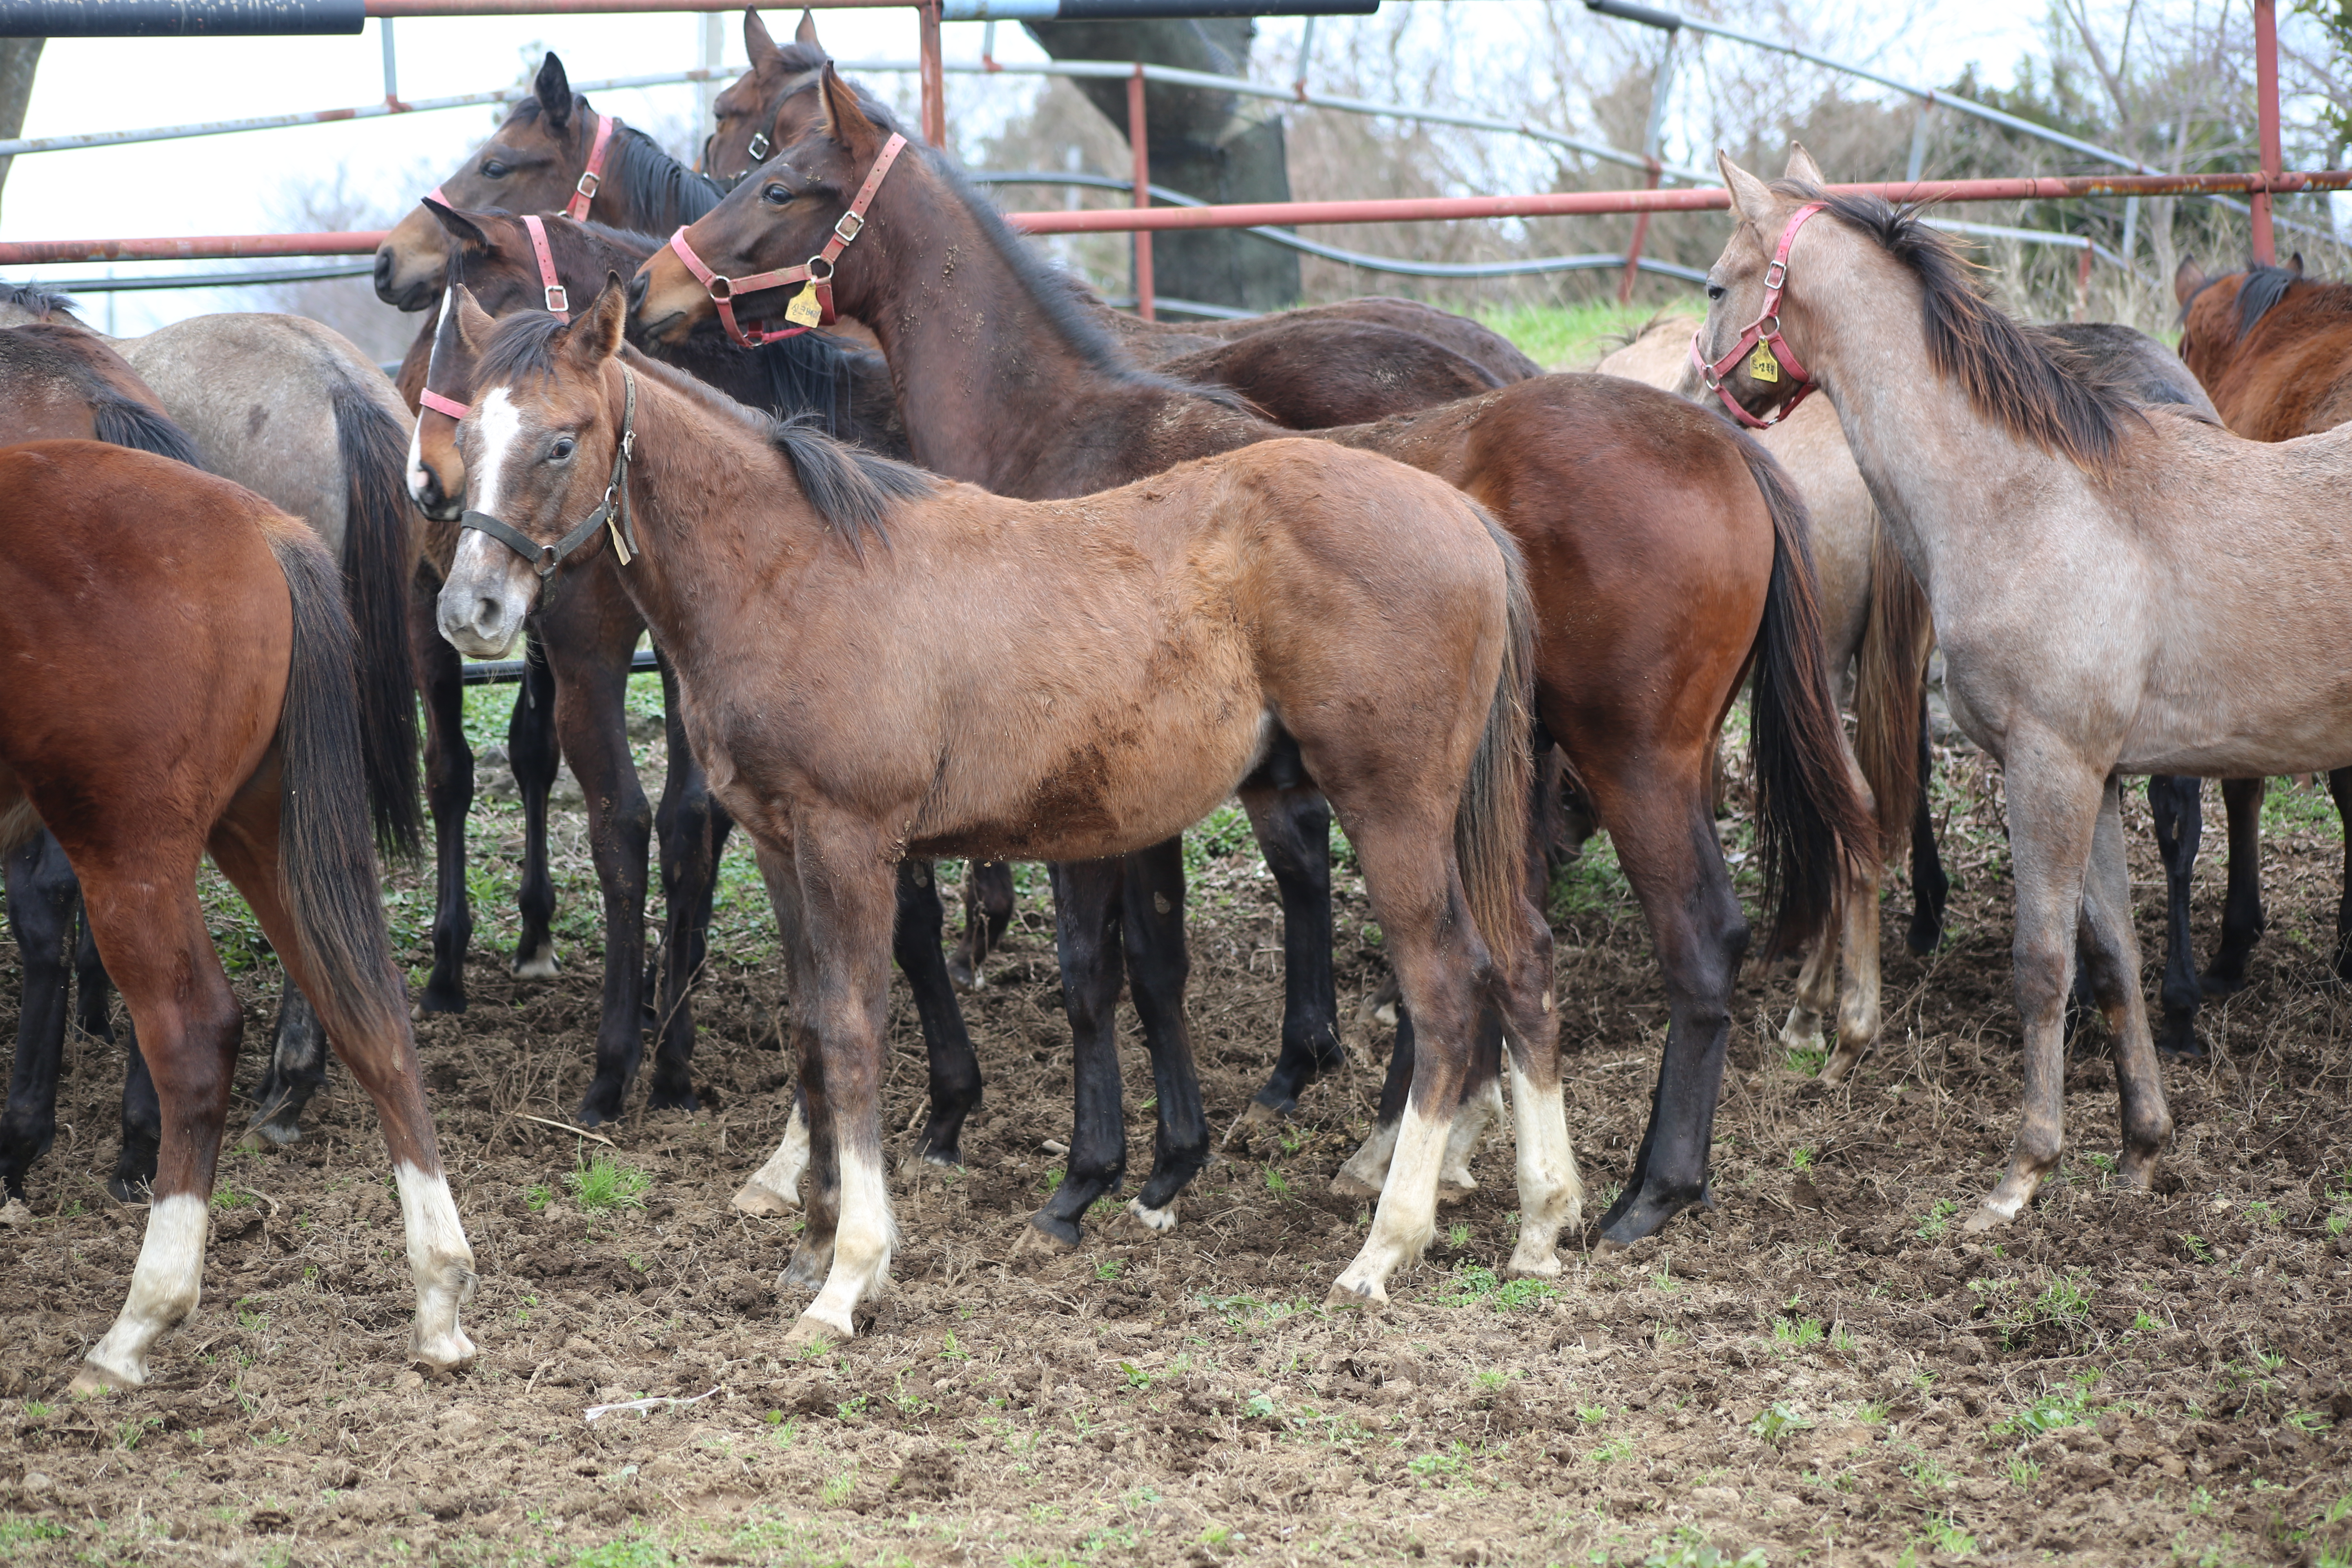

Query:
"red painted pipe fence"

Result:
[[9, 169, 2351, 269]]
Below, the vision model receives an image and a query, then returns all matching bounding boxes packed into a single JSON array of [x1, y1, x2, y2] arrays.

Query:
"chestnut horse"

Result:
[[631, 66, 1869, 1250], [440, 283, 1568, 1339], [1, 441, 475, 1392], [2157, 256, 2352, 1038], [1698, 147, 2352, 1232]]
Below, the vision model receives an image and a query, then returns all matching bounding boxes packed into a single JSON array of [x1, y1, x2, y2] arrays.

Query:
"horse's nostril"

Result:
[[627, 272, 649, 312]]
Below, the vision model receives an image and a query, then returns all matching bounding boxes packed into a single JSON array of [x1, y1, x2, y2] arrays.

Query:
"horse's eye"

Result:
[[761, 182, 792, 207], [482, 159, 510, 178], [550, 437, 576, 461], [1706, 283, 1726, 301]]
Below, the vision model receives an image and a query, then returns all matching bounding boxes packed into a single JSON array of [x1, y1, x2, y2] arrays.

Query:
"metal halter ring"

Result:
[[748, 130, 771, 160]]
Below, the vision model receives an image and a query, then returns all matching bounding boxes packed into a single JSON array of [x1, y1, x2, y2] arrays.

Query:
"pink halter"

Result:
[[417, 214, 574, 421], [667, 131, 907, 348], [1691, 201, 1829, 429]]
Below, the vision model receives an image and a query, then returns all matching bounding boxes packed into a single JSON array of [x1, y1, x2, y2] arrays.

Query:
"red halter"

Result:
[[1691, 201, 1829, 429], [417, 214, 574, 421], [667, 131, 907, 348], [419, 109, 617, 226]]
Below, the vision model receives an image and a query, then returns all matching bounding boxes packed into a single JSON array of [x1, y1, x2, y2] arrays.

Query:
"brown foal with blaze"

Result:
[[436, 281, 1574, 1340], [0, 442, 475, 1393]]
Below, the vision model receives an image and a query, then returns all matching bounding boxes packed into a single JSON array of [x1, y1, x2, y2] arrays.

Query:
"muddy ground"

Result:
[[2, 718, 2348, 1568]]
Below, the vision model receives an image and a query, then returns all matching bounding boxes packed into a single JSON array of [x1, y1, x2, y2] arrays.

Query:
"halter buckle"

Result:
[[545, 283, 570, 315], [748, 130, 771, 160], [833, 210, 864, 245], [575, 169, 601, 202], [1762, 260, 1787, 291]]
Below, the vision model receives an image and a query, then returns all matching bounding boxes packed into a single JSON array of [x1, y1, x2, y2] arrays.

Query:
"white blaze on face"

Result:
[[406, 288, 457, 505], [466, 385, 523, 524], [439, 385, 532, 656], [80, 1193, 209, 1388]]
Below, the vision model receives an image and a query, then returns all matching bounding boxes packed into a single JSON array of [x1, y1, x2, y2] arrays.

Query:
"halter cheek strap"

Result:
[[461, 368, 641, 579], [566, 112, 618, 222], [420, 388, 471, 421], [1691, 200, 1829, 430], [668, 131, 908, 348], [522, 214, 569, 319]]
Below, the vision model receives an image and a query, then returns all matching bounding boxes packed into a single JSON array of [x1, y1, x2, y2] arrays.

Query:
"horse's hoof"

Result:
[[1330, 1170, 1381, 1201], [243, 1111, 303, 1149], [1020, 1212, 1081, 1252], [413, 984, 467, 1018], [731, 1180, 797, 1217], [68, 1361, 134, 1397], [780, 1312, 844, 1354], [898, 1150, 962, 1181], [573, 1088, 625, 1129], [646, 1084, 700, 1115], [1127, 1197, 1178, 1234], [409, 1330, 479, 1376], [512, 945, 560, 981], [1241, 1094, 1290, 1124], [0, 1198, 32, 1228], [104, 1175, 150, 1206], [1373, 1002, 1398, 1028], [780, 1245, 832, 1293], [1505, 1245, 1561, 1279], [1959, 1205, 2010, 1235], [1597, 1183, 1698, 1247], [1324, 1278, 1386, 1311], [1818, 1042, 1865, 1086]]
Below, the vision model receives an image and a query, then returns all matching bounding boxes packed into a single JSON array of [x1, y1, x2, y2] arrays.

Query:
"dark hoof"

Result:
[[1250, 1087, 1302, 1118], [2155, 1025, 2207, 1062], [945, 952, 978, 991], [1597, 1182, 1704, 1247], [245, 1111, 304, 1148], [2198, 968, 2250, 998], [105, 1172, 151, 1205], [413, 978, 468, 1017], [646, 1083, 700, 1114], [574, 1085, 626, 1128], [1905, 914, 1944, 956], [1025, 1209, 1082, 1250]]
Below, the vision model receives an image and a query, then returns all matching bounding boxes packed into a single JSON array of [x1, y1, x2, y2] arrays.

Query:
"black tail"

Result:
[[268, 534, 410, 1049], [327, 375, 425, 860], [1725, 421, 1875, 956], [90, 394, 207, 470]]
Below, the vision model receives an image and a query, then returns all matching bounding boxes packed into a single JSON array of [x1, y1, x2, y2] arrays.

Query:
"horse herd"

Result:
[[2, 12, 2346, 1395]]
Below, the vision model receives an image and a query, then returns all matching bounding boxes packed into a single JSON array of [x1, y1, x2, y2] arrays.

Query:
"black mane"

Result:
[[0, 280, 80, 320], [2235, 262, 2303, 339]]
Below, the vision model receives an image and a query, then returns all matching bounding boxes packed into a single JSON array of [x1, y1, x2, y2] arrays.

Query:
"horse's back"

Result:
[[115, 313, 414, 559]]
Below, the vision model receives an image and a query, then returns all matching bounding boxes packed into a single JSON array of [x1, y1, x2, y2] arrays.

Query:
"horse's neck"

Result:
[[860, 184, 1249, 494]]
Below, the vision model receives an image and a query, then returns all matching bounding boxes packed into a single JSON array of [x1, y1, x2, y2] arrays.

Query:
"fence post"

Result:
[[379, 16, 401, 107], [1618, 24, 1676, 304], [2254, 0, 2279, 265], [1129, 63, 1154, 320], [919, 0, 945, 148]]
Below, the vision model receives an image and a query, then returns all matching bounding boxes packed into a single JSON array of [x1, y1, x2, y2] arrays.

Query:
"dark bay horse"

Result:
[[441, 281, 1566, 1338], [1, 441, 475, 1392], [1698, 147, 2352, 1232], [630, 66, 1870, 1250]]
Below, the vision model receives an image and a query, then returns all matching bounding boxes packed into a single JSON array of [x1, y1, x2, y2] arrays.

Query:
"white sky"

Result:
[[1, 0, 2059, 334]]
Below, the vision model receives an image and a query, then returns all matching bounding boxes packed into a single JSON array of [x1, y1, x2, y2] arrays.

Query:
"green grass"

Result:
[[1478, 299, 1672, 371], [566, 1154, 652, 1214]]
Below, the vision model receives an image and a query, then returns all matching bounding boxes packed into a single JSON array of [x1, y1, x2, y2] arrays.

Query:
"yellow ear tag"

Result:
[[1748, 341, 1781, 383], [784, 282, 825, 328]]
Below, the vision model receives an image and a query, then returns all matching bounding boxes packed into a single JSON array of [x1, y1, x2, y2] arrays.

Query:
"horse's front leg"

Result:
[[780, 816, 901, 1347], [1238, 754, 1343, 1118], [646, 655, 732, 1111], [2147, 775, 2205, 1058], [411, 589, 475, 1015], [1118, 837, 1209, 1231], [1032, 858, 1127, 1247], [1, 830, 80, 1203], [506, 636, 564, 981], [2204, 776, 2266, 992], [893, 861, 983, 1169]]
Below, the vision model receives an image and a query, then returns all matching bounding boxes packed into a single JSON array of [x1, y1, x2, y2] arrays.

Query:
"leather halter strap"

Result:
[[522, 214, 570, 319], [667, 131, 908, 348], [461, 368, 641, 579], [1690, 201, 1829, 430], [566, 111, 618, 222], [420, 387, 471, 421]]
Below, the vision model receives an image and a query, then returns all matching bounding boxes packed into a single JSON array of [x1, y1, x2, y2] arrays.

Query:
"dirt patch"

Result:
[[2, 739, 2348, 1566]]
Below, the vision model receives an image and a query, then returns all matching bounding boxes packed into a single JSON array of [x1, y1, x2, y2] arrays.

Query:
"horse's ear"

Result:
[[744, 7, 780, 63], [423, 197, 494, 254], [817, 62, 877, 147], [1783, 143, 1826, 188], [535, 52, 574, 131], [562, 274, 628, 371], [2289, 251, 2305, 277], [795, 8, 822, 49], [453, 286, 497, 356], [2173, 256, 2207, 307], [1717, 151, 1777, 230]]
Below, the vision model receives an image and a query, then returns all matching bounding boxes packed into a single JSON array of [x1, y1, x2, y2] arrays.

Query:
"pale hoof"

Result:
[[731, 1180, 798, 1217], [1505, 1246, 1562, 1279], [1014, 1219, 1079, 1256], [68, 1360, 135, 1397], [897, 1152, 963, 1182], [0, 1198, 32, 1228], [781, 1309, 847, 1354], [1330, 1169, 1381, 1201], [1780, 1022, 1826, 1057], [1437, 1172, 1478, 1204], [1959, 1205, 2009, 1235], [1817, 1044, 1863, 1086], [1373, 1002, 1398, 1028], [511, 946, 559, 980], [1325, 1277, 1387, 1311], [1127, 1197, 1177, 1234]]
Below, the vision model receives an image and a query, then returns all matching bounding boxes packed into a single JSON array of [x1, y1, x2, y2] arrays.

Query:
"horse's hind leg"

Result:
[[949, 861, 1014, 990], [893, 861, 984, 1169], [507, 635, 564, 980], [743, 842, 839, 1286], [2204, 777, 2265, 993], [1, 831, 80, 1203], [71, 857, 243, 1392], [73, 899, 114, 1046], [413, 591, 476, 1016], [113, 1037, 160, 1203], [2077, 776, 2172, 1189], [1486, 886, 1577, 1277], [1907, 691, 1950, 954], [1237, 752, 1343, 1117], [205, 792, 476, 1375], [1119, 837, 1209, 1230], [2329, 768, 2352, 983], [2148, 775, 2206, 1059], [1031, 858, 1129, 1247], [246, 987, 327, 1146]]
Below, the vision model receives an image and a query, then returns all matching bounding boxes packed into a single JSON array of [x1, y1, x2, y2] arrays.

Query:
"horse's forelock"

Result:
[[1798, 183, 2142, 479], [475, 311, 570, 390]]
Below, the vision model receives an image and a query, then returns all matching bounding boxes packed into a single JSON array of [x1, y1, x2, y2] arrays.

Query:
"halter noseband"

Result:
[[419, 214, 577, 423], [460, 367, 641, 579], [1691, 200, 1829, 430], [667, 131, 907, 348]]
